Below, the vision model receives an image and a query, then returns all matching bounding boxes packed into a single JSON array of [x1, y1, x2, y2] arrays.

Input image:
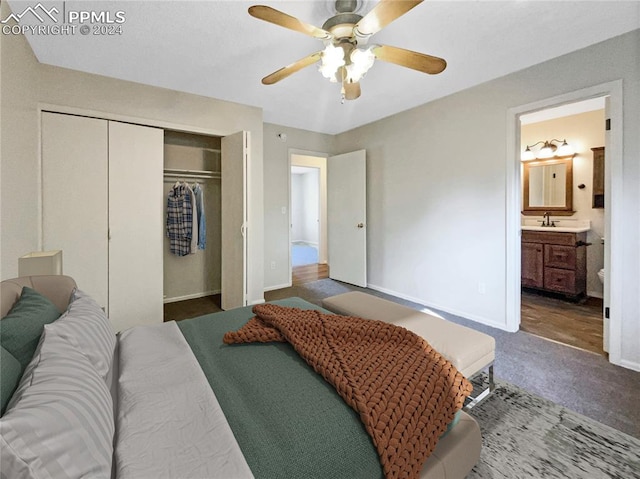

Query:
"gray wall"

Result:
[[333, 30, 640, 369], [263, 123, 335, 289], [0, 3, 264, 304]]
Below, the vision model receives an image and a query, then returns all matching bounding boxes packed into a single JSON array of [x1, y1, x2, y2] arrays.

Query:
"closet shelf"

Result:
[[163, 168, 220, 180]]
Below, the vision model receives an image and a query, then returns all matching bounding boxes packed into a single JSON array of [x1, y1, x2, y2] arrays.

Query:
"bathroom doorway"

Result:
[[518, 97, 607, 355]]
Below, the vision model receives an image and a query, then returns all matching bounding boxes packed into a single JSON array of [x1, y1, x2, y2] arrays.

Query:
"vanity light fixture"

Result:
[[522, 139, 573, 161]]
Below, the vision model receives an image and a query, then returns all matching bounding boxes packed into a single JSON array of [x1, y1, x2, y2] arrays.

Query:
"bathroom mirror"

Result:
[[522, 156, 574, 215]]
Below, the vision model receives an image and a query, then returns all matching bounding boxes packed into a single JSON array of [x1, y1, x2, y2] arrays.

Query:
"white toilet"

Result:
[[597, 268, 605, 285]]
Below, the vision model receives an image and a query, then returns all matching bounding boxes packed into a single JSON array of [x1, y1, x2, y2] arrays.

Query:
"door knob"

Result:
[[357, 223, 364, 229]]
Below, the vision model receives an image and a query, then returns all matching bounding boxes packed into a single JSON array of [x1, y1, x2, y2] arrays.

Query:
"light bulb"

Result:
[[321, 44, 345, 68], [351, 47, 375, 70], [521, 147, 535, 161], [347, 47, 375, 82], [537, 142, 555, 159], [319, 44, 345, 81], [319, 63, 338, 79], [556, 140, 573, 156]]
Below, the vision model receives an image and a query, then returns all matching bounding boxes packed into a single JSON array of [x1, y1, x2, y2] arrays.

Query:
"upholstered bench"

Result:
[[322, 291, 495, 408]]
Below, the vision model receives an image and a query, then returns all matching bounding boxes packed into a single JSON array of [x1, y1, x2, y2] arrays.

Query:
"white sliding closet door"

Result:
[[108, 121, 164, 331], [221, 131, 248, 310], [42, 112, 109, 309]]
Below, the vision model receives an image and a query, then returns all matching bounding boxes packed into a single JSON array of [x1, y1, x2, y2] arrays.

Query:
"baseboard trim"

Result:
[[367, 283, 509, 331], [616, 358, 640, 372], [248, 298, 265, 306], [292, 241, 318, 247], [163, 290, 220, 304], [264, 282, 292, 292]]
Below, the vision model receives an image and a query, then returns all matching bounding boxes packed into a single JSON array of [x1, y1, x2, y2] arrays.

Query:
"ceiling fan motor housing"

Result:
[[322, 13, 363, 39]]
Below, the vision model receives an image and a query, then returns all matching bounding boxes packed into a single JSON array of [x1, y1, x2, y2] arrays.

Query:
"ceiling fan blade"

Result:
[[249, 5, 332, 40], [262, 52, 323, 85], [355, 0, 423, 37], [343, 80, 361, 100], [372, 44, 446, 74]]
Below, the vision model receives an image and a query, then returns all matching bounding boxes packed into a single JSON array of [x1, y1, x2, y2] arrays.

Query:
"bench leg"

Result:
[[463, 363, 495, 411]]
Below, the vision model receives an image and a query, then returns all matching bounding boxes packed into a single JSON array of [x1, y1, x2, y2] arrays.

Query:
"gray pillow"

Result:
[[0, 326, 114, 478], [0, 346, 22, 416], [0, 286, 61, 370], [48, 289, 116, 380]]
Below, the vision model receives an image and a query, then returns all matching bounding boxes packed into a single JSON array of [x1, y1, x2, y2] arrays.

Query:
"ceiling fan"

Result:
[[248, 0, 446, 101]]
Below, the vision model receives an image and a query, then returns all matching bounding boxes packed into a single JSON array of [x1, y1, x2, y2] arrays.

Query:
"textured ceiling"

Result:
[[10, 0, 640, 134]]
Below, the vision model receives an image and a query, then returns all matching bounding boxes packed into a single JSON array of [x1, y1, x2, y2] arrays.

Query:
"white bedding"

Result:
[[115, 321, 253, 479]]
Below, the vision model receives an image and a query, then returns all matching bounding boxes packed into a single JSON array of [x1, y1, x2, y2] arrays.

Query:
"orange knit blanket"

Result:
[[223, 304, 473, 479]]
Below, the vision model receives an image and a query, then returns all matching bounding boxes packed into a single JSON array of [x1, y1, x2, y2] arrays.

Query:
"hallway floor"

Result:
[[291, 242, 318, 266]]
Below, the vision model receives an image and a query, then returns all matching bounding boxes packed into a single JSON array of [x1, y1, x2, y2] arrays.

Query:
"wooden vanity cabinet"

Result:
[[521, 230, 587, 298], [521, 242, 544, 288]]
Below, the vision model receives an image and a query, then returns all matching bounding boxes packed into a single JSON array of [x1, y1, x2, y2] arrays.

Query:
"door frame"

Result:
[[288, 149, 328, 284], [505, 80, 623, 365]]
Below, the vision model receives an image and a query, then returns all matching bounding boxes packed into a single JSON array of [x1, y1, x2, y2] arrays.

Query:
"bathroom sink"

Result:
[[521, 225, 590, 233], [521, 218, 590, 233]]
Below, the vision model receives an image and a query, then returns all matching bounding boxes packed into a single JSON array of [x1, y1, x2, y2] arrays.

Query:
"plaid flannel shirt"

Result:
[[166, 183, 193, 256]]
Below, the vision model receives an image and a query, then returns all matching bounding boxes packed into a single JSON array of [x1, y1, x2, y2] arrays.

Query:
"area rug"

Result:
[[467, 379, 640, 478]]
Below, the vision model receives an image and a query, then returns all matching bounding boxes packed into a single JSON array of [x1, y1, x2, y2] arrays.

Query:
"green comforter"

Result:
[[177, 298, 383, 479]]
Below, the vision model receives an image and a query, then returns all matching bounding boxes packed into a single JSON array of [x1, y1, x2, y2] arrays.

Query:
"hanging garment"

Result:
[[192, 183, 206, 250], [186, 183, 198, 255], [166, 183, 193, 256]]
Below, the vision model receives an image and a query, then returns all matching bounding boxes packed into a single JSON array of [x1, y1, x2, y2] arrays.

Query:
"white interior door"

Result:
[[328, 150, 367, 287], [108, 121, 164, 331], [42, 112, 109, 309], [221, 131, 248, 310]]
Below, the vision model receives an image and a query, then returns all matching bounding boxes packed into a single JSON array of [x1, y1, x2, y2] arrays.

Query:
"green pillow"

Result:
[[0, 287, 61, 370], [0, 346, 22, 415]]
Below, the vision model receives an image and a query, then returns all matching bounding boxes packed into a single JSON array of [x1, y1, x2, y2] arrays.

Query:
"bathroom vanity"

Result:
[[521, 230, 588, 298]]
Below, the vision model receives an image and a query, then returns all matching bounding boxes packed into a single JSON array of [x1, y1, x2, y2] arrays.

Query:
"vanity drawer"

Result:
[[544, 268, 576, 293], [544, 244, 576, 269], [522, 231, 579, 246]]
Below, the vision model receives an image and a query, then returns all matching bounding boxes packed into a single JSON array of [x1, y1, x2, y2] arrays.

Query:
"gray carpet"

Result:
[[468, 379, 640, 478]]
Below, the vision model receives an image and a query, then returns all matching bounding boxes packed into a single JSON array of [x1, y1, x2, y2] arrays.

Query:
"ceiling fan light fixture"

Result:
[[319, 43, 345, 80], [249, 1, 446, 100], [347, 47, 375, 81]]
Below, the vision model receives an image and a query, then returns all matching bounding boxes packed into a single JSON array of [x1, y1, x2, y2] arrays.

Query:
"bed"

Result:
[[0, 275, 481, 479]]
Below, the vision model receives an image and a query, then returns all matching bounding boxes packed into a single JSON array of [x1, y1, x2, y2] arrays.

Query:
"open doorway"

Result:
[[518, 97, 607, 355], [290, 154, 328, 285], [291, 166, 320, 265]]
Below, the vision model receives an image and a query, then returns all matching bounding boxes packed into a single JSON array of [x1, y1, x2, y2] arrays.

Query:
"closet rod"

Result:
[[165, 145, 220, 153], [164, 168, 219, 175], [163, 173, 220, 180]]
